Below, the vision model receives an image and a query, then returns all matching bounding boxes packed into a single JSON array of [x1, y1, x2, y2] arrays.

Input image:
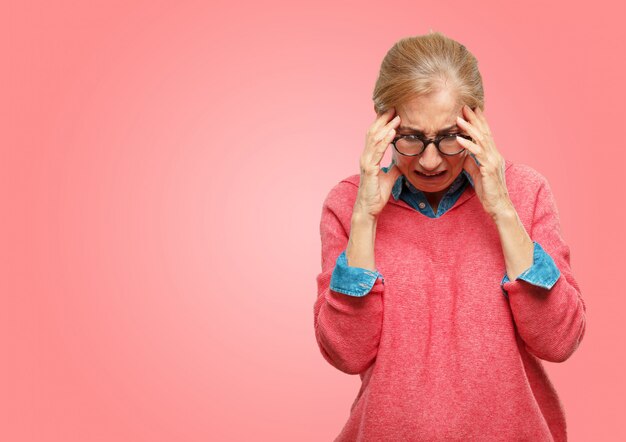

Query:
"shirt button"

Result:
[[418, 202, 426, 209]]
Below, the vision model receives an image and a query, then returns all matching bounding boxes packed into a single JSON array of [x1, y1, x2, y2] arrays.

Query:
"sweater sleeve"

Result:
[[502, 176, 587, 363], [313, 185, 385, 375], [500, 241, 561, 298], [330, 249, 385, 297]]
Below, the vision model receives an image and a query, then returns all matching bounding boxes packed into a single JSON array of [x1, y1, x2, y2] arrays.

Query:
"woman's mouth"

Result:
[[415, 170, 446, 179]]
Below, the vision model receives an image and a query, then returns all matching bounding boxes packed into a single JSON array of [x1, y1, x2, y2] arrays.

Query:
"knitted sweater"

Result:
[[329, 167, 560, 299], [313, 159, 587, 441]]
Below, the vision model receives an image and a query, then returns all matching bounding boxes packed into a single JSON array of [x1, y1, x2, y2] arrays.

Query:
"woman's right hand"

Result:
[[354, 108, 403, 220]]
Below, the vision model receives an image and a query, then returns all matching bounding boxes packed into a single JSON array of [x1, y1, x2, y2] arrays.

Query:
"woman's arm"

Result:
[[493, 205, 535, 282], [313, 183, 385, 375], [494, 176, 587, 363]]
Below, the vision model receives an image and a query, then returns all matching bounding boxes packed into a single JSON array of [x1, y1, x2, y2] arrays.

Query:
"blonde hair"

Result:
[[372, 31, 484, 115]]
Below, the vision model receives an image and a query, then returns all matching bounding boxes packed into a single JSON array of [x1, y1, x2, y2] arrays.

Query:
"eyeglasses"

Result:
[[392, 133, 474, 156]]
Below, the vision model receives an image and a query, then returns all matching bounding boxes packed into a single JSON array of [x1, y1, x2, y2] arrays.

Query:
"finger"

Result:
[[474, 106, 492, 136], [468, 106, 491, 138], [368, 126, 397, 166], [368, 115, 399, 157], [456, 115, 484, 146], [375, 113, 400, 139], [370, 107, 397, 134], [455, 136, 484, 166], [462, 105, 487, 135], [369, 107, 401, 145], [370, 122, 397, 148], [463, 151, 480, 177], [469, 151, 482, 167], [362, 125, 394, 169], [460, 107, 499, 159], [462, 151, 480, 178]]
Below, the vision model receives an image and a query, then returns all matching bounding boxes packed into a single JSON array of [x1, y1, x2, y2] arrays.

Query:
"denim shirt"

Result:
[[330, 163, 561, 299]]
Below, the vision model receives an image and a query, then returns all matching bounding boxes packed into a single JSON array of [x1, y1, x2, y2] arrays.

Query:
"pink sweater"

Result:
[[314, 159, 587, 441]]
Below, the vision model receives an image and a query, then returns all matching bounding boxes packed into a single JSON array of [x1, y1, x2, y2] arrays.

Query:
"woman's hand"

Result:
[[354, 108, 403, 220], [456, 105, 514, 219]]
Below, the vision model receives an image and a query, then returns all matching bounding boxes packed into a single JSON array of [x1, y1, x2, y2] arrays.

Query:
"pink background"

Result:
[[3, 1, 623, 440]]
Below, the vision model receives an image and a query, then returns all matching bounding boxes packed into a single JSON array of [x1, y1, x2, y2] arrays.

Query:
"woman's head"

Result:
[[372, 31, 484, 198], [373, 31, 484, 115]]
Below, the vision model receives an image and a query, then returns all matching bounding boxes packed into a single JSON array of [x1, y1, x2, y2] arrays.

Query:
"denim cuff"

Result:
[[330, 250, 384, 297], [501, 241, 561, 298]]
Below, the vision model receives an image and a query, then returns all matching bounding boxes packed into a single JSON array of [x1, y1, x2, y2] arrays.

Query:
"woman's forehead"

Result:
[[397, 91, 462, 132]]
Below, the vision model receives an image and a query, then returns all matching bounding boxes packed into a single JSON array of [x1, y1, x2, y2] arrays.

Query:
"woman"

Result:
[[313, 31, 587, 441]]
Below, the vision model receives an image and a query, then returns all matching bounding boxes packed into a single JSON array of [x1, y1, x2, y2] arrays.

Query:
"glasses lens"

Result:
[[439, 135, 466, 155], [395, 137, 424, 155]]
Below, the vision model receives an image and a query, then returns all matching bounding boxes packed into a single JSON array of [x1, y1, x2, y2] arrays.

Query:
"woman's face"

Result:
[[392, 89, 471, 200]]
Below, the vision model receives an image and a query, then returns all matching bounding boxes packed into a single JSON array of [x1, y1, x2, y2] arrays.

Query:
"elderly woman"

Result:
[[314, 32, 587, 441]]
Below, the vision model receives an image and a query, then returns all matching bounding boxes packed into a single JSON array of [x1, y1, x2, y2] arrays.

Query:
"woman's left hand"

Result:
[[456, 104, 513, 219]]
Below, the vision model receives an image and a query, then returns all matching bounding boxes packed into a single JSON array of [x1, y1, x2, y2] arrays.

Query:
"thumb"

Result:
[[380, 163, 402, 195], [385, 163, 402, 180], [463, 152, 479, 179]]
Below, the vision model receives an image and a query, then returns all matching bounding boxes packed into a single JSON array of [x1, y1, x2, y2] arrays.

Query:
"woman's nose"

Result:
[[418, 143, 444, 170]]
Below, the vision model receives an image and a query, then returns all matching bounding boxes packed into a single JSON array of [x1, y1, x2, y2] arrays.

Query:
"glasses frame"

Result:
[[392, 133, 474, 157]]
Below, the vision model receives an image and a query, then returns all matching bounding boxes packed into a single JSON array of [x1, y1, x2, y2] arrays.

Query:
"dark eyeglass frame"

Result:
[[392, 133, 474, 156]]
